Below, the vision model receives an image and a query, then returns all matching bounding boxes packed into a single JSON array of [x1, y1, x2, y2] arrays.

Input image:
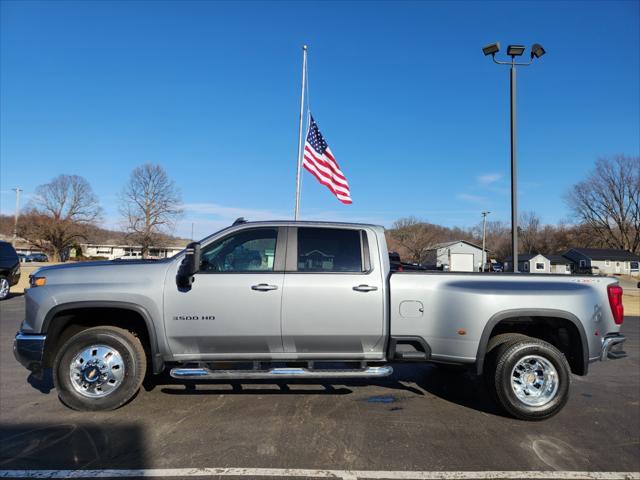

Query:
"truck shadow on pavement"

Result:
[[24, 366, 503, 417], [150, 363, 503, 417]]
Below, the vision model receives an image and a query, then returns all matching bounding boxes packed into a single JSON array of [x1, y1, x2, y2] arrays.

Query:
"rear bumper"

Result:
[[600, 334, 626, 361], [13, 332, 46, 372]]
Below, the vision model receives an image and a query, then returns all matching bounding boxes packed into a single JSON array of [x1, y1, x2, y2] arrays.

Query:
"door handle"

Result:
[[353, 284, 378, 292], [251, 283, 278, 291]]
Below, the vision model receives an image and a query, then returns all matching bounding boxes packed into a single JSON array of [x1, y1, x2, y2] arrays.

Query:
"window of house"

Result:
[[524, 262, 529, 271], [200, 228, 278, 272], [535, 262, 545, 270], [605, 260, 610, 266], [579, 260, 586, 267], [297, 228, 363, 272]]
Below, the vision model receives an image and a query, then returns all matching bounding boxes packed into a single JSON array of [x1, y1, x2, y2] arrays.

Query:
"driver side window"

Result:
[[200, 228, 278, 273]]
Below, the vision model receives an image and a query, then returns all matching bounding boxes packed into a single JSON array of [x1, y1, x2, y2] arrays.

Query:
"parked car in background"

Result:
[[489, 261, 504, 272], [0, 241, 21, 300], [389, 252, 430, 272], [27, 253, 48, 263]]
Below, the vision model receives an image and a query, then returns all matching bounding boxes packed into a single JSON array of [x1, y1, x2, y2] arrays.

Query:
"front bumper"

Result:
[[13, 332, 46, 372], [600, 334, 626, 361]]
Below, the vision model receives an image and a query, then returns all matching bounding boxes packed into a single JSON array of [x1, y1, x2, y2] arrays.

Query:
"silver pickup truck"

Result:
[[14, 220, 627, 420]]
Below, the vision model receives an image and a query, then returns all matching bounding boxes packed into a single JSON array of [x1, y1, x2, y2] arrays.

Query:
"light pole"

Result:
[[482, 42, 546, 273], [481, 210, 490, 272]]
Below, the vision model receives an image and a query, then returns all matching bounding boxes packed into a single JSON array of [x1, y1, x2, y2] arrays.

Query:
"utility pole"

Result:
[[481, 210, 490, 272], [191, 222, 195, 241], [12, 187, 22, 246]]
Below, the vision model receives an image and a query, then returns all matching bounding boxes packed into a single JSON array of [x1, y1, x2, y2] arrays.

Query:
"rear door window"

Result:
[[297, 228, 364, 272]]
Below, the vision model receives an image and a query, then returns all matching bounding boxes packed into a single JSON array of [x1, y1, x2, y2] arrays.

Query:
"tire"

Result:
[[53, 326, 147, 411], [484, 336, 571, 421], [0, 275, 10, 300], [486, 333, 530, 355]]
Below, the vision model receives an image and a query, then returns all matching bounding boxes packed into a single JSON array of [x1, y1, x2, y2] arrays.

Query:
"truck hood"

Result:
[[34, 259, 165, 274], [31, 258, 177, 287]]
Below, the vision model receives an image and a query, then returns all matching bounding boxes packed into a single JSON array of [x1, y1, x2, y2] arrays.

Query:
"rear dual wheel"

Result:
[[53, 326, 147, 411], [484, 335, 571, 421]]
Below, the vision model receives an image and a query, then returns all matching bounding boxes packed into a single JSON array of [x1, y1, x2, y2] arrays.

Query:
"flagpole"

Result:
[[294, 45, 308, 220]]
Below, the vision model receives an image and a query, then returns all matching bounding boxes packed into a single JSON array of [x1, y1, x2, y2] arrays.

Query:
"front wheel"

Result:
[[485, 336, 571, 421], [53, 326, 147, 411]]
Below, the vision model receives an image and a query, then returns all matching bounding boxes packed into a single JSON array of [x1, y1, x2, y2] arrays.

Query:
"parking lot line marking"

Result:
[[0, 469, 639, 479]]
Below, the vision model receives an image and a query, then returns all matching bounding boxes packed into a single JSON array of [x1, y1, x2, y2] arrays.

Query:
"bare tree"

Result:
[[120, 163, 183, 258], [387, 217, 443, 264], [19, 175, 102, 261], [471, 219, 511, 260], [519, 211, 541, 254], [566, 155, 640, 253]]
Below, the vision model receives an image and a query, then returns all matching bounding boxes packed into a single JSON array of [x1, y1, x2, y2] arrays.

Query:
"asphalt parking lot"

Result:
[[1, 294, 639, 479]]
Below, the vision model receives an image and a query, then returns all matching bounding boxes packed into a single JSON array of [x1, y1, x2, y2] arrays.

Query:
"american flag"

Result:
[[303, 115, 352, 204]]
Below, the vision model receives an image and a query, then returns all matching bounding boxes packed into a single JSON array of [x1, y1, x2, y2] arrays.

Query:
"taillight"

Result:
[[607, 284, 624, 325], [398, 265, 404, 272]]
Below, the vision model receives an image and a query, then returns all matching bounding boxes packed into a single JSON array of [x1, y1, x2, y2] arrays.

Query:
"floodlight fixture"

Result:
[[507, 45, 526, 57], [531, 43, 546, 59], [482, 42, 500, 56]]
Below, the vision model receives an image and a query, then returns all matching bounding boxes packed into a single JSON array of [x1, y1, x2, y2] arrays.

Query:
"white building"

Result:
[[564, 248, 640, 276], [424, 240, 488, 272], [79, 243, 185, 261]]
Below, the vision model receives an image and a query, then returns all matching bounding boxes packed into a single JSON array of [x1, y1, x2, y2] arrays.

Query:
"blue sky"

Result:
[[1, 0, 638, 239]]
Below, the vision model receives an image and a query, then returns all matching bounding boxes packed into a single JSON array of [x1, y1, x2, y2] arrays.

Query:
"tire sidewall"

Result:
[[53, 329, 145, 411], [495, 341, 570, 420]]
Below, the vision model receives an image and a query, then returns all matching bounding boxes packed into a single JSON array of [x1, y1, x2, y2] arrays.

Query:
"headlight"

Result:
[[29, 276, 46, 287]]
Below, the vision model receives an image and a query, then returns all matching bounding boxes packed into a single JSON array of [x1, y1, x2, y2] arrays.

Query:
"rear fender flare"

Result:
[[475, 308, 589, 376]]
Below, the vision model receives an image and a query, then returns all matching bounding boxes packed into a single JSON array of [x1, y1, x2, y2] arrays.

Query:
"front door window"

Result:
[[200, 228, 278, 272]]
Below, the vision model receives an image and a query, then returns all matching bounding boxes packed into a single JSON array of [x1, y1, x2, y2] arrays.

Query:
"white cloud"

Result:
[[477, 173, 503, 185]]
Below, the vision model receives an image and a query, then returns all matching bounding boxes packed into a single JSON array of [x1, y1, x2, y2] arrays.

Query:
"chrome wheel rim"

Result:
[[69, 344, 125, 398], [511, 355, 559, 407], [0, 278, 9, 299]]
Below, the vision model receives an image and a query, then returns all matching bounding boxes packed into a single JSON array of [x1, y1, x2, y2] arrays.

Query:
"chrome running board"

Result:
[[170, 365, 393, 380]]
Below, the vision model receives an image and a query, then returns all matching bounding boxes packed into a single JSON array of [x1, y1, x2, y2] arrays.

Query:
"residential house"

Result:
[[504, 253, 550, 273], [504, 253, 571, 274], [564, 248, 640, 276]]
